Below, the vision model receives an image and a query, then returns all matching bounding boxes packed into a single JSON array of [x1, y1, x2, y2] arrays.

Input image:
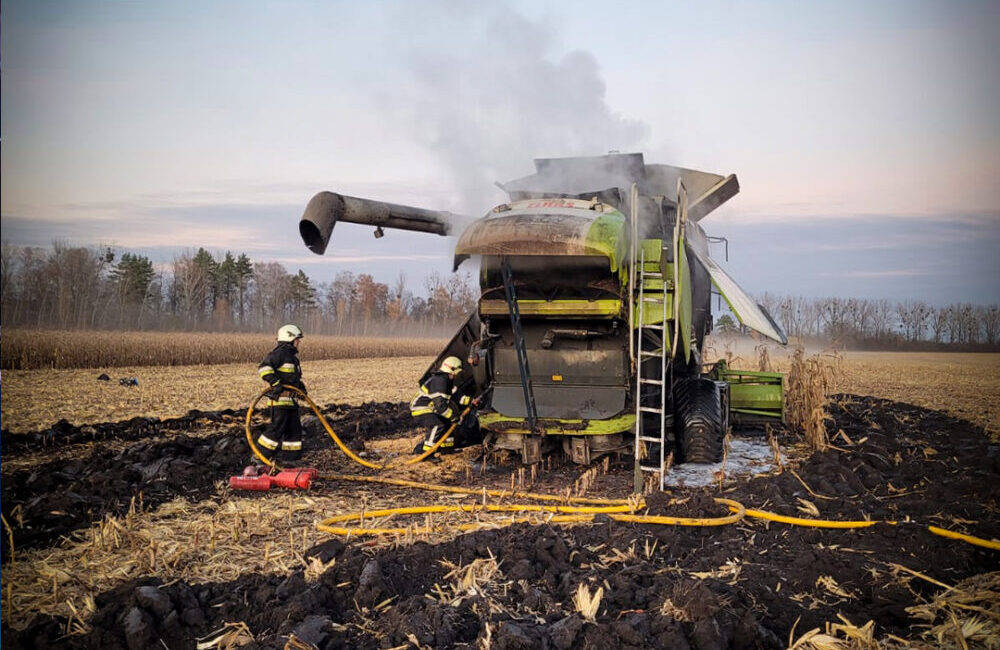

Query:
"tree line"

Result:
[[724, 294, 1000, 349], [3, 243, 997, 349], [0, 244, 477, 336]]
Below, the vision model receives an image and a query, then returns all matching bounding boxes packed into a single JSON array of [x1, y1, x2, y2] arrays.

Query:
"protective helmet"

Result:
[[277, 324, 304, 342], [439, 356, 462, 375]]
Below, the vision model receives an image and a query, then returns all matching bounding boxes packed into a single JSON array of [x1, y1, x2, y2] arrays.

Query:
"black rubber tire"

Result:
[[674, 378, 724, 464]]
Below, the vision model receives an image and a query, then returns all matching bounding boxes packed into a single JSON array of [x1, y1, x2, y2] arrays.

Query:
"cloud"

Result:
[[821, 269, 928, 279]]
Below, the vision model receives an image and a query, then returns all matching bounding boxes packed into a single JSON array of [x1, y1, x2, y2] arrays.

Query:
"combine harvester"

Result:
[[299, 153, 786, 490]]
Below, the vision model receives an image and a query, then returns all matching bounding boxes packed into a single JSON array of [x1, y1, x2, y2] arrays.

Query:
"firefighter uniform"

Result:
[[410, 363, 472, 454], [257, 333, 306, 462]]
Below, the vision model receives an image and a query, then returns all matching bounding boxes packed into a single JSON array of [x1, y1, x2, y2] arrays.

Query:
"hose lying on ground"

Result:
[[316, 498, 746, 536], [244, 386, 1000, 550], [245, 385, 466, 471]]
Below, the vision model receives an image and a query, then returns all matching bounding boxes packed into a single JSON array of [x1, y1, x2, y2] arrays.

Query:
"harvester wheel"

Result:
[[674, 378, 724, 464]]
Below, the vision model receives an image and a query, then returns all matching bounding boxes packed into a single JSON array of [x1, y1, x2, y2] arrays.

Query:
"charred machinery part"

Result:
[[500, 257, 539, 433], [492, 433, 556, 464], [539, 328, 607, 349], [299, 191, 470, 255], [562, 434, 626, 466]]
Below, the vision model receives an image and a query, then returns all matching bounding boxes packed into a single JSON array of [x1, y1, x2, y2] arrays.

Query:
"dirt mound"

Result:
[[1, 432, 247, 560]]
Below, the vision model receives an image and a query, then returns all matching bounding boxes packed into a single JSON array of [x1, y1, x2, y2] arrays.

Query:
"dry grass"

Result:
[[906, 570, 1000, 649], [1, 491, 334, 630], [0, 357, 435, 433], [786, 570, 1000, 649], [0, 476, 493, 631], [785, 348, 841, 450], [1, 329, 446, 370], [572, 583, 604, 622]]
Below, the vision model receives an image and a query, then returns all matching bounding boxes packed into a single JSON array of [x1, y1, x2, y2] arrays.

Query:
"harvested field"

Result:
[[1, 357, 434, 433], [1, 351, 998, 648]]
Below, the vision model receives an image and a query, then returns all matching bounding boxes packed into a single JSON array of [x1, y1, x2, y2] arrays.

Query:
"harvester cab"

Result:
[[299, 152, 786, 489]]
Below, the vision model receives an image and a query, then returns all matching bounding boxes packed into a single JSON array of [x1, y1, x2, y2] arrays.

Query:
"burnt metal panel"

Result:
[[492, 384, 627, 419], [493, 348, 625, 386], [455, 212, 599, 258], [420, 310, 486, 395]]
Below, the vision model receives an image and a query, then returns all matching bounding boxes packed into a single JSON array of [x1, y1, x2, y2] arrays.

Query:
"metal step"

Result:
[[639, 464, 661, 473], [638, 435, 664, 443], [642, 271, 664, 279], [642, 296, 664, 303], [639, 378, 663, 385], [638, 406, 664, 414], [639, 350, 663, 358]]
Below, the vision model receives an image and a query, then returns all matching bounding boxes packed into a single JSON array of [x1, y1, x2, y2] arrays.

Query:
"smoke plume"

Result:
[[380, 2, 650, 215]]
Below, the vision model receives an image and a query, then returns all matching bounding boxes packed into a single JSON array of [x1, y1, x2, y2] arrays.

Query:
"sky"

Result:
[[2, 0, 999, 305]]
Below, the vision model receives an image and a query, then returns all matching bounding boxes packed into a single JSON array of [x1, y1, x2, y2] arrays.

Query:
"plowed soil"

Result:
[[2, 395, 999, 649]]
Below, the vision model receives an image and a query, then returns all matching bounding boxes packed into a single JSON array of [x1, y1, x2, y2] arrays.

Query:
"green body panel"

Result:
[[631, 239, 674, 327], [480, 299, 621, 318], [480, 412, 636, 436], [640, 239, 663, 264], [709, 362, 784, 420], [634, 292, 674, 326], [729, 384, 783, 415], [583, 212, 628, 271], [677, 233, 692, 362]]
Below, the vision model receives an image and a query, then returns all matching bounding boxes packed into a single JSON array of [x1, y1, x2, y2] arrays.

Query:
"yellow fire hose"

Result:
[[244, 385, 465, 471], [316, 498, 746, 536], [243, 385, 1000, 550]]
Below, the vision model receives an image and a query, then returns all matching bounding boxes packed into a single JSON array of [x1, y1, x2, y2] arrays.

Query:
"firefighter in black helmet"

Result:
[[410, 356, 476, 458], [256, 324, 306, 463]]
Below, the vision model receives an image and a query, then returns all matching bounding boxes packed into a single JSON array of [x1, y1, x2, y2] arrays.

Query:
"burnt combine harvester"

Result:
[[299, 153, 786, 489]]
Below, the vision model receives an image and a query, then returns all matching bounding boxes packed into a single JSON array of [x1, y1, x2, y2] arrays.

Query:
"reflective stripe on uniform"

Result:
[[422, 438, 454, 451], [410, 407, 433, 416], [459, 394, 472, 405], [424, 423, 454, 447], [258, 435, 279, 450], [267, 398, 296, 407], [277, 363, 297, 373], [442, 407, 454, 419], [258, 365, 275, 377], [281, 440, 302, 450]]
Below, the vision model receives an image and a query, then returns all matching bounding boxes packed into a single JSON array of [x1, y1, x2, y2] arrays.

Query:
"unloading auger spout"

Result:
[[299, 191, 473, 255]]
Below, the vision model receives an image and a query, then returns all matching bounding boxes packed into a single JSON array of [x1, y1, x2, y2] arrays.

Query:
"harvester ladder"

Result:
[[633, 246, 670, 491], [500, 256, 539, 432]]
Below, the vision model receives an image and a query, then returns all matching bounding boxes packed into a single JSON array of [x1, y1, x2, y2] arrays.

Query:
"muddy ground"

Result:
[[0, 402, 411, 559], [2, 395, 999, 649]]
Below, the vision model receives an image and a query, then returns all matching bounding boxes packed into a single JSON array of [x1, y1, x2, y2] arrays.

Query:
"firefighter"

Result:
[[410, 356, 476, 458], [256, 324, 307, 463]]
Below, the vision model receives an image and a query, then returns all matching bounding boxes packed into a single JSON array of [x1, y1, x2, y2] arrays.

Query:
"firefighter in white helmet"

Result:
[[256, 324, 307, 463], [410, 355, 476, 458]]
